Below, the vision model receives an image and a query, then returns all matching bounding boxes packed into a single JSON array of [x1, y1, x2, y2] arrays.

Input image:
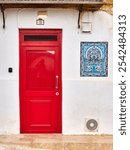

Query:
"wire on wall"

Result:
[[78, 5, 83, 29], [0, 5, 5, 29]]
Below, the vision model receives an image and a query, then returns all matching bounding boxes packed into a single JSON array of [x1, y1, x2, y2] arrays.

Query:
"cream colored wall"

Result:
[[0, 8, 113, 134]]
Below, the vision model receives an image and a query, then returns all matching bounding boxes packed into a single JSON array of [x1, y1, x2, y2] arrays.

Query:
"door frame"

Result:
[[19, 29, 62, 133]]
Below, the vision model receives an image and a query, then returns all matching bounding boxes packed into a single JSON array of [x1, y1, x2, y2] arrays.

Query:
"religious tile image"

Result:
[[80, 42, 108, 77]]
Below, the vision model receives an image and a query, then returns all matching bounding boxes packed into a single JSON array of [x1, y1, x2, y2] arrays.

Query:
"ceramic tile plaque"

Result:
[[80, 42, 108, 77]]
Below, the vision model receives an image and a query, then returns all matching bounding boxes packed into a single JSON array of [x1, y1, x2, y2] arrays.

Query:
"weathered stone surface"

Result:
[[0, 134, 112, 150]]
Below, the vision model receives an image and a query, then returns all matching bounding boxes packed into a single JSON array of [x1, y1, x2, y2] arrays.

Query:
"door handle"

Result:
[[56, 75, 59, 89]]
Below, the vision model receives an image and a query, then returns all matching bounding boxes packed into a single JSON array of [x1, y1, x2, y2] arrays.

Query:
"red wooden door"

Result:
[[19, 29, 62, 133]]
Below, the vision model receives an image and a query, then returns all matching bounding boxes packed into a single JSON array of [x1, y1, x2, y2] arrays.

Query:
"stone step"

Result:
[[0, 144, 48, 150], [0, 134, 113, 150]]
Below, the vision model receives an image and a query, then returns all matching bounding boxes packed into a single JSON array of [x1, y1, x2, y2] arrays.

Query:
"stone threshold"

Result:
[[0, 134, 113, 150]]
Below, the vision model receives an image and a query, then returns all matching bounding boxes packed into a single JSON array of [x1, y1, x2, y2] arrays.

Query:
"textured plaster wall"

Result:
[[0, 8, 113, 134]]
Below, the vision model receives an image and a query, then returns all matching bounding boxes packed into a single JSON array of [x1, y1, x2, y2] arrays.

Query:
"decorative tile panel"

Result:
[[80, 42, 108, 77]]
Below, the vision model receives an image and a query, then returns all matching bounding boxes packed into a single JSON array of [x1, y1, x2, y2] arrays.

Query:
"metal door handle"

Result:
[[56, 75, 59, 89]]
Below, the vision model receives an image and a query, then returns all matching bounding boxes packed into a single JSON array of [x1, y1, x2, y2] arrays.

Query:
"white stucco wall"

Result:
[[0, 8, 113, 134]]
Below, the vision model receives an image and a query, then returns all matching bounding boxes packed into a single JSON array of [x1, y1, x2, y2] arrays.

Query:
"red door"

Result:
[[19, 29, 62, 133]]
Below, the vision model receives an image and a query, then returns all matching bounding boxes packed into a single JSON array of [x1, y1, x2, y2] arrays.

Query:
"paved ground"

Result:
[[0, 134, 113, 150]]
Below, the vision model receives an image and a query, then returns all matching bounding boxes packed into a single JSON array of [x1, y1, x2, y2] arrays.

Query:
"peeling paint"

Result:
[[101, 0, 113, 15], [100, 4, 113, 15]]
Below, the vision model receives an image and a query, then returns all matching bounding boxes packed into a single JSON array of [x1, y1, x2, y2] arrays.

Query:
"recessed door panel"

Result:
[[26, 50, 55, 90], [20, 29, 62, 133]]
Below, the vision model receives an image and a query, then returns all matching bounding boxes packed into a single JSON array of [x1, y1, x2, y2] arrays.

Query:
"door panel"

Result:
[[26, 50, 55, 90], [20, 29, 62, 133]]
